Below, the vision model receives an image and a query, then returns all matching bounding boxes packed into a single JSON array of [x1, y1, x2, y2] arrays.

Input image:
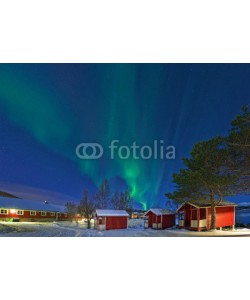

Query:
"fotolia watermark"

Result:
[[76, 140, 175, 160], [75, 143, 104, 160]]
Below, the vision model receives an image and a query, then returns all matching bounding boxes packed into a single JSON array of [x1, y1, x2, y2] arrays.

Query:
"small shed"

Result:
[[177, 201, 237, 231], [144, 208, 176, 229], [95, 209, 129, 230]]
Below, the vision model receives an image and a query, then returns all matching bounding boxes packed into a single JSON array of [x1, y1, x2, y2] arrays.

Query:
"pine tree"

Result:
[[226, 105, 250, 194], [167, 137, 237, 230]]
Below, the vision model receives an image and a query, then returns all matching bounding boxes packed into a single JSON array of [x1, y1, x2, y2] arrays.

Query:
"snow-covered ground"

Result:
[[1, 219, 250, 237]]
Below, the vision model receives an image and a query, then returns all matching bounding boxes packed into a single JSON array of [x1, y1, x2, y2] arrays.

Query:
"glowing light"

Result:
[[10, 209, 16, 214], [0, 64, 170, 210]]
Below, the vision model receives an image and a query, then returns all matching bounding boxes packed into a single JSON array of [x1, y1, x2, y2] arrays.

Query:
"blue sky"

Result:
[[0, 64, 249, 208]]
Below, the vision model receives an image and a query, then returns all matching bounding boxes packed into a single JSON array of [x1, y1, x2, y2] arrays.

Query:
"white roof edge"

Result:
[[176, 201, 237, 211], [0, 196, 65, 212], [144, 208, 175, 216], [176, 201, 200, 211], [96, 209, 129, 217]]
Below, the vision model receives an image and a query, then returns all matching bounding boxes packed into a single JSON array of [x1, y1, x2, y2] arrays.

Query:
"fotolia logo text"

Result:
[[76, 140, 176, 160]]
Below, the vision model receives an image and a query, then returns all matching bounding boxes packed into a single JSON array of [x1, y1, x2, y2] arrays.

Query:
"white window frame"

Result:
[[30, 211, 36, 216], [41, 211, 47, 216], [50, 212, 55, 217], [17, 210, 24, 215], [179, 212, 184, 220], [0, 209, 8, 215]]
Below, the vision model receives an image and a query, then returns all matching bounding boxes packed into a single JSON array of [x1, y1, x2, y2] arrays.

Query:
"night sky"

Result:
[[0, 64, 249, 209]]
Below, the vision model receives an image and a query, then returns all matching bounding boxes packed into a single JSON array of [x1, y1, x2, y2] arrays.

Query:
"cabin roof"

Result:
[[0, 196, 65, 212], [177, 200, 237, 211], [96, 209, 129, 217], [145, 208, 175, 216]]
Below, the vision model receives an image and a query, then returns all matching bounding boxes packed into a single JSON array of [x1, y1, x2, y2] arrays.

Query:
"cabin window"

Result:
[[30, 211, 36, 216], [17, 210, 24, 215], [0, 209, 8, 215], [99, 217, 103, 225], [179, 212, 184, 220], [41, 211, 46, 216], [50, 212, 55, 216]]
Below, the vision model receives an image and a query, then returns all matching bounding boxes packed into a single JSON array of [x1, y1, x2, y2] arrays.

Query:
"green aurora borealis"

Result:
[[0, 64, 249, 208]]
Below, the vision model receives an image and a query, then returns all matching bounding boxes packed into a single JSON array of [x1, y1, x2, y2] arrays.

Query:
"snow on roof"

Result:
[[145, 208, 175, 216], [96, 209, 129, 217], [177, 200, 237, 211], [0, 197, 65, 212]]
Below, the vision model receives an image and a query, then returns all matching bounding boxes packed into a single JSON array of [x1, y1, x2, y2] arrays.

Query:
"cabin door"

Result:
[[185, 209, 191, 227]]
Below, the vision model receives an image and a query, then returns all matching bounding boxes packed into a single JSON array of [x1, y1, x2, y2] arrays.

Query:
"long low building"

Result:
[[0, 197, 68, 222]]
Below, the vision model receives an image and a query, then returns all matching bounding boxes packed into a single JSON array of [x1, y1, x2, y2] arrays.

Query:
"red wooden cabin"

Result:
[[177, 201, 237, 231], [95, 209, 129, 230], [144, 208, 176, 229]]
